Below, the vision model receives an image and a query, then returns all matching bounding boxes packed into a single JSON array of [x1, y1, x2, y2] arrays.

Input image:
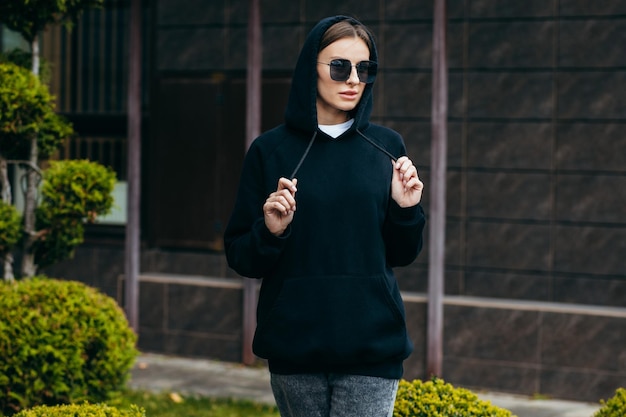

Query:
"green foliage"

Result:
[[33, 215, 85, 269], [0, 62, 71, 159], [0, 277, 138, 415], [0, 202, 21, 254], [0, 49, 51, 84], [0, 0, 104, 43], [38, 110, 74, 159], [595, 388, 626, 417], [14, 402, 145, 417], [394, 378, 516, 417], [34, 159, 116, 267], [39, 159, 116, 219], [0, 63, 48, 145]]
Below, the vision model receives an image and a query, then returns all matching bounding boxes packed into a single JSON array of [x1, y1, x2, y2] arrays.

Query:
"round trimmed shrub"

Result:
[[595, 388, 626, 417], [394, 378, 515, 417], [0, 277, 138, 415], [14, 402, 145, 417], [34, 159, 117, 268]]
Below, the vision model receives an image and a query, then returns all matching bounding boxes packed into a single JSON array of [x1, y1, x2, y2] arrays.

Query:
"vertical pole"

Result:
[[242, 0, 262, 365], [246, 0, 262, 151], [125, 0, 142, 332], [427, 0, 448, 378]]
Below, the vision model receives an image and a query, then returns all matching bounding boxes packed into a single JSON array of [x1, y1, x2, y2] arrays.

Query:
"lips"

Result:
[[339, 90, 359, 99]]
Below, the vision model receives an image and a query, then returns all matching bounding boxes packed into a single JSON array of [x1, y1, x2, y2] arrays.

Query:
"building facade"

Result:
[[5, 0, 623, 403]]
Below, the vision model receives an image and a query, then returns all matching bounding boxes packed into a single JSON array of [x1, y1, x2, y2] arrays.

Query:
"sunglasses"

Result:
[[318, 59, 377, 83]]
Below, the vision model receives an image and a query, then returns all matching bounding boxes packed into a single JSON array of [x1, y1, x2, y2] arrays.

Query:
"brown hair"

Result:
[[319, 19, 374, 56]]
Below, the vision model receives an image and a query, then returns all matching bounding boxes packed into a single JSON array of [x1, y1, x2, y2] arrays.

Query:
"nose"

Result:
[[346, 65, 360, 84]]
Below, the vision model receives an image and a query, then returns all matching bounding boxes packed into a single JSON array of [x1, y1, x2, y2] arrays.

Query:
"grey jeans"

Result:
[[270, 373, 399, 417]]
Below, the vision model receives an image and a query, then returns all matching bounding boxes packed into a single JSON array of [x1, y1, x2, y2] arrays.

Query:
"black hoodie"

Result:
[[224, 15, 426, 379]]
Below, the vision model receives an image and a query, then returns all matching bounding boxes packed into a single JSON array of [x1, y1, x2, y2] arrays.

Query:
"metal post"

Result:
[[427, 0, 448, 378], [125, 0, 142, 332], [242, 0, 262, 365]]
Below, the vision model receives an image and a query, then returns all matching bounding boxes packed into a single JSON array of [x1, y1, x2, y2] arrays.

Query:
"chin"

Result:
[[336, 103, 358, 112]]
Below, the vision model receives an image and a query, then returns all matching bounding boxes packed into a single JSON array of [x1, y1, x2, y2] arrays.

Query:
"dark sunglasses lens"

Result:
[[329, 59, 352, 81], [356, 61, 377, 83], [329, 59, 377, 83]]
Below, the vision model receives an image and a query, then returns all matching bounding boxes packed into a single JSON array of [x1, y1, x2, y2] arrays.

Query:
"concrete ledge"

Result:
[[137, 272, 244, 289], [401, 291, 626, 318]]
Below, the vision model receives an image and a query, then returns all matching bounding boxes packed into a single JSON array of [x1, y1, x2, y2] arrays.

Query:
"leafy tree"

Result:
[[0, 0, 103, 75], [0, 0, 105, 279], [0, 63, 114, 280], [0, 62, 70, 278]]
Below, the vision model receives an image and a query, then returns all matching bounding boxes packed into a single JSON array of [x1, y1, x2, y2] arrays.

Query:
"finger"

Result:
[[394, 157, 414, 180], [404, 176, 423, 190], [394, 156, 409, 169], [275, 189, 297, 206], [271, 189, 296, 207], [267, 194, 296, 213], [264, 200, 292, 216], [403, 166, 418, 182], [281, 193, 297, 210], [277, 177, 297, 194], [399, 159, 414, 175]]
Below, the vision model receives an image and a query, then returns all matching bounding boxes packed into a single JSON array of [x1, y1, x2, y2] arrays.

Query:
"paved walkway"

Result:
[[129, 353, 602, 417]]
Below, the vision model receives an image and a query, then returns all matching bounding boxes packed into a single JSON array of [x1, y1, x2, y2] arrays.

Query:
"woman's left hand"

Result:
[[390, 156, 424, 208]]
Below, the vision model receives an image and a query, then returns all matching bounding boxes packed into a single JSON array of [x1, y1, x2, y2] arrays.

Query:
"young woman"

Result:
[[224, 15, 426, 417]]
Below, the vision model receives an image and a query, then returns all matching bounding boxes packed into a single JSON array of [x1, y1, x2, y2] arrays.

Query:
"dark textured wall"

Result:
[[44, 0, 626, 403], [379, 0, 626, 306], [146, 0, 626, 304]]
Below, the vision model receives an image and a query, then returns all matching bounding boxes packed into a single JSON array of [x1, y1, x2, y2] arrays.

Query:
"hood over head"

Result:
[[284, 15, 378, 135]]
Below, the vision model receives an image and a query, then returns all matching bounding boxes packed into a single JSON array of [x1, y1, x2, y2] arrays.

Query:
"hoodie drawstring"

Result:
[[290, 131, 317, 179], [290, 129, 397, 179], [357, 128, 398, 162]]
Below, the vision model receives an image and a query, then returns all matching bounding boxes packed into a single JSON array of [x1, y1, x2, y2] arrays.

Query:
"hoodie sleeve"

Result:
[[380, 132, 426, 267], [223, 142, 289, 278], [383, 201, 426, 267]]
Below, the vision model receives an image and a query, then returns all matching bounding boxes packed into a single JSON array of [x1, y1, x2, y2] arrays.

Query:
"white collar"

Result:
[[318, 119, 354, 139]]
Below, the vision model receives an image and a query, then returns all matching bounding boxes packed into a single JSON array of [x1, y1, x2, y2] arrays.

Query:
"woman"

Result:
[[224, 15, 426, 417]]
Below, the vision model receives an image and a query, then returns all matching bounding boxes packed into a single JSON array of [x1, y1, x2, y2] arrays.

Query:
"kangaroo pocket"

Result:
[[252, 274, 410, 366]]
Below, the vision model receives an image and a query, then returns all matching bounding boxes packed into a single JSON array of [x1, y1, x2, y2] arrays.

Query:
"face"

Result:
[[316, 36, 371, 125]]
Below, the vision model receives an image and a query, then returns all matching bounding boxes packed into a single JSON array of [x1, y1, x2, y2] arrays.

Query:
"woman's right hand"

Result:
[[263, 177, 298, 236]]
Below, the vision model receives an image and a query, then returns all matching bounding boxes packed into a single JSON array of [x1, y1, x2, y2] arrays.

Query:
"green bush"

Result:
[[0, 49, 52, 84], [14, 402, 145, 417], [34, 159, 116, 268], [394, 378, 516, 417], [0, 277, 138, 415], [0, 62, 71, 160], [595, 388, 626, 417], [0, 201, 21, 254], [39, 159, 116, 219]]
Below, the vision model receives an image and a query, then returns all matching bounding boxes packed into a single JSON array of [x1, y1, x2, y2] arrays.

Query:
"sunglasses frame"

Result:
[[318, 59, 377, 84]]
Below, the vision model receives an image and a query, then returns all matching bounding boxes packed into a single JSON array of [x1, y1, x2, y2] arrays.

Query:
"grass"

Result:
[[109, 390, 280, 417]]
